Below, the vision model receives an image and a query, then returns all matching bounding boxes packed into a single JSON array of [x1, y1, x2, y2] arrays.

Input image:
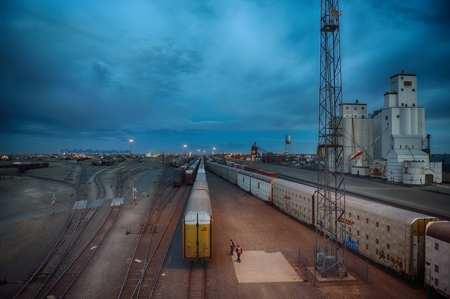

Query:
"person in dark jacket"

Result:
[[236, 245, 243, 263]]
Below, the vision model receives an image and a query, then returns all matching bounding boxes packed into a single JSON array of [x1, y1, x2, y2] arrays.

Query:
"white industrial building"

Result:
[[340, 101, 372, 174], [341, 71, 441, 185], [372, 72, 425, 160], [374, 71, 441, 185]]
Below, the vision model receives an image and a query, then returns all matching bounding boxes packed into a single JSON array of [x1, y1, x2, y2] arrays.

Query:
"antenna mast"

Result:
[[315, 0, 347, 277]]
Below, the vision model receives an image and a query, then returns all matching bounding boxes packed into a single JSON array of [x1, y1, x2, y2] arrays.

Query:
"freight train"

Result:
[[0, 162, 50, 174], [205, 159, 443, 283], [185, 158, 201, 185], [173, 163, 189, 187], [173, 157, 199, 187], [182, 157, 213, 262]]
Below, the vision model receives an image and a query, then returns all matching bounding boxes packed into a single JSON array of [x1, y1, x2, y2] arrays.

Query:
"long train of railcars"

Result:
[[185, 158, 201, 185], [173, 157, 199, 187], [0, 162, 50, 173], [182, 157, 213, 262], [425, 221, 450, 298], [205, 159, 443, 283]]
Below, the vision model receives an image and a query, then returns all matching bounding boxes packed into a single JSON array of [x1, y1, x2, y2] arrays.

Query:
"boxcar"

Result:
[[272, 180, 316, 226], [236, 169, 253, 192], [248, 172, 277, 202], [173, 164, 188, 187], [185, 159, 200, 185], [425, 221, 450, 298], [341, 195, 437, 280]]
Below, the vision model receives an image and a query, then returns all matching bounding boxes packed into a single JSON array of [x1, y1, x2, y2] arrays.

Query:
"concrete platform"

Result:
[[232, 251, 302, 283]]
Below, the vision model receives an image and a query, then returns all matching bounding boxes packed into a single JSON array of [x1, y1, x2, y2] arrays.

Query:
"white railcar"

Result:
[[225, 166, 238, 185], [425, 221, 450, 298], [341, 195, 437, 280], [272, 180, 316, 226], [237, 169, 252, 192], [248, 172, 277, 202], [217, 163, 228, 179]]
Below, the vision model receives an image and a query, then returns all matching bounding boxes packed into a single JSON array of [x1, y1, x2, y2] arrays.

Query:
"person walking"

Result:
[[229, 239, 235, 255], [236, 245, 243, 263]]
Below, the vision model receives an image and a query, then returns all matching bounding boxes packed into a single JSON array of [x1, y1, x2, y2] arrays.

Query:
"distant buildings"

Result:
[[342, 71, 442, 185]]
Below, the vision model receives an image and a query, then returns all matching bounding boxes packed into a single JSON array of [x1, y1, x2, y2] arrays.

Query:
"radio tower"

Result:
[[315, 0, 347, 277]]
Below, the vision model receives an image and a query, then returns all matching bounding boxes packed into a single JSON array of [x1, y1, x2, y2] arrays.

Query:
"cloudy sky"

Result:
[[1, 0, 449, 155]]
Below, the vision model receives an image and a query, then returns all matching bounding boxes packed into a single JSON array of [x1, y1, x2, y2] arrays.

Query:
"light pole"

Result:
[[129, 139, 133, 155], [213, 147, 215, 156], [184, 144, 187, 156]]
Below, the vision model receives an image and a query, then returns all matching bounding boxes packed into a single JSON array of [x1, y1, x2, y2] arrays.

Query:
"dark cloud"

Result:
[[92, 63, 109, 84], [0, 0, 449, 154]]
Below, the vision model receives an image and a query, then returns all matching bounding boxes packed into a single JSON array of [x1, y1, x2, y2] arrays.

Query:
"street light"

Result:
[[213, 147, 215, 156], [129, 139, 133, 155], [184, 144, 187, 156]]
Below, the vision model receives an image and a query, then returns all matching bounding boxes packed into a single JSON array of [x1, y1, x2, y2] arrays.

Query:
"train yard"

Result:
[[0, 156, 448, 298]]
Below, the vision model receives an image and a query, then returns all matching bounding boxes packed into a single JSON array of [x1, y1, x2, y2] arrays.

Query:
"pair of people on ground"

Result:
[[229, 239, 243, 263]]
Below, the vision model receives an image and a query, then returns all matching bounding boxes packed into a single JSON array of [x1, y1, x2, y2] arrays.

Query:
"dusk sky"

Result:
[[2, 0, 450, 155]]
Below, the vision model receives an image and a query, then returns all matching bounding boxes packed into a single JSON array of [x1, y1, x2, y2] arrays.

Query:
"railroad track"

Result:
[[117, 167, 189, 298], [33, 206, 121, 299], [187, 263, 207, 299], [13, 204, 100, 298], [13, 163, 131, 298]]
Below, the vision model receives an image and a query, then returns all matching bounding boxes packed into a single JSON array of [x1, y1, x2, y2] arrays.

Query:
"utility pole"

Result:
[[315, 0, 347, 278]]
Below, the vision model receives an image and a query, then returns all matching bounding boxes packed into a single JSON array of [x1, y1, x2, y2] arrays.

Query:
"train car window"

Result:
[[387, 225, 390, 232], [435, 265, 439, 273], [435, 243, 439, 250], [387, 243, 390, 250]]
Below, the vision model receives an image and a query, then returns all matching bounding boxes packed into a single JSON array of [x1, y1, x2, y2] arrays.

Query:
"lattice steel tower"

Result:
[[315, 0, 347, 278]]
